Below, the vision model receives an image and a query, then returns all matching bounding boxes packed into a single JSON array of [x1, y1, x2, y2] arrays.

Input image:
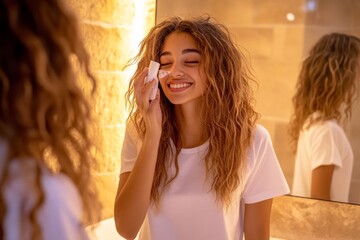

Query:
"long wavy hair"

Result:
[[125, 16, 259, 207], [288, 33, 360, 151], [0, 0, 101, 238]]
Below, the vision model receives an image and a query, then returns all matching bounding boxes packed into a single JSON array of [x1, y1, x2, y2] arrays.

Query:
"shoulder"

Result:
[[40, 172, 83, 217], [4, 159, 82, 215], [39, 171, 86, 239], [3, 159, 38, 200], [252, 124, 272, 147], [3, 159, 85, 237], [242, 125, 290, 202], [41, 172, 83, 213], [306, 119, 345, 139], [247, 124, 275, 162], [124, 120, 142, 145], [4, 159, 83, 218]]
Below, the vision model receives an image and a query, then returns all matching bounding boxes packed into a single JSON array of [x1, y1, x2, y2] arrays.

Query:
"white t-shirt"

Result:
[[292, 118, 353, 202], [1, 141, 89, 240], [121, 124, 289, 240]]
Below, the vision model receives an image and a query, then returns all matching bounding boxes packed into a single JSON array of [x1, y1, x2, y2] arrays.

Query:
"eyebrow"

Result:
[[160, 48, 200, 57]]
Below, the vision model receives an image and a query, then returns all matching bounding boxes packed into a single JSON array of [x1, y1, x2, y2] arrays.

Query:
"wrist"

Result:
[[144, 127, 162, 140]]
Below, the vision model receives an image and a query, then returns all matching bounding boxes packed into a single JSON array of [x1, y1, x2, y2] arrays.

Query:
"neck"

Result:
[[174, 100, 206, 148]]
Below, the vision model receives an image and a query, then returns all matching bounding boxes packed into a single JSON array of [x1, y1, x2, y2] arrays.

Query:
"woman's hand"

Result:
[[134, 68, 162, 135]]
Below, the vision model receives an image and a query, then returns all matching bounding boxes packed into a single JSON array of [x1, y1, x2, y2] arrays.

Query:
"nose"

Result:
[[168, 61, 185, 78], [170, 70, 184, 78]]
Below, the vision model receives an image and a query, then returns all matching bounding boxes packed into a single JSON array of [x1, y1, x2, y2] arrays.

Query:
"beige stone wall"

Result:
[[67, 0, 156, 219]]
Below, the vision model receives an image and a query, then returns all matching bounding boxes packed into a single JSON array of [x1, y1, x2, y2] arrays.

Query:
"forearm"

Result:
[[114, 132, 160, 239]]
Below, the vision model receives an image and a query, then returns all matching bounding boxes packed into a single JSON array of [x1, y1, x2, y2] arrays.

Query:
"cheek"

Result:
[[197, 71, 208, 89], [159, 80, 171, 98], [159, 79, 167, 90]]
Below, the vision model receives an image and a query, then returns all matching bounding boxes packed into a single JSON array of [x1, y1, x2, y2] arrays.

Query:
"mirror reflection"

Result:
[[156, 0, 360, 204], [289, 33, 360, 202]]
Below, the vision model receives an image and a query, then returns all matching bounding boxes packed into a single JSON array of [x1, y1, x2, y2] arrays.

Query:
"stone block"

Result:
[[81, 24, 133, 71], [92, 71, 131, 126], [92, 125, 126, 173], [94, 173, 119, 219], [67, 0, 135, 25]]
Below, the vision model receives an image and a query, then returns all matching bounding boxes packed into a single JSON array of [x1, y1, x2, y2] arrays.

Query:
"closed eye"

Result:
[[160, 62, 172, 68]]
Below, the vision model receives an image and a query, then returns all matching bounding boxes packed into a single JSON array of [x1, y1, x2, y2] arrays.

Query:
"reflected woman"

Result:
[[115, 16, 289, 240], [289, 33, 360, 202]]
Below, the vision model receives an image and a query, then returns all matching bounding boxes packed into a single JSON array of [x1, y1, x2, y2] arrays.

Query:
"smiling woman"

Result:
[[114, 16, 289, 240]]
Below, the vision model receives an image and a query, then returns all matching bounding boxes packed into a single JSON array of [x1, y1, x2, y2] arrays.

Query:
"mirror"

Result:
[[156, 0, 360, 205]]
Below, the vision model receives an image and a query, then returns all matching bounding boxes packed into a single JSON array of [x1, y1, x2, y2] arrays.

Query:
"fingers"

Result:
[[134, 68, 148, 90], [141, 78, 157, 100], [135, 68, 158, 110], [150, 88, 161, 105]]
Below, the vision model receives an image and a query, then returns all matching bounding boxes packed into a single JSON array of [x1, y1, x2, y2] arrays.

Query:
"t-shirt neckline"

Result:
[[170, 139, 209, 154]]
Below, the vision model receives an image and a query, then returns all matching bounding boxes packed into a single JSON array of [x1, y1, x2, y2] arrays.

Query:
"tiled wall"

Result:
[[67, 0, 156, 219], [157, 0, 360, 205]]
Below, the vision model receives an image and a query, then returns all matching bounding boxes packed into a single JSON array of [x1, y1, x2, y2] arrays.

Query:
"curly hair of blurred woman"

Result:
[[0, 0, 102, 238]]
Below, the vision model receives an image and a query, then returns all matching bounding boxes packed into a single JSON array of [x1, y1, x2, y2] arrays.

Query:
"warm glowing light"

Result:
[[286, 12, 295, 22], [130, 0, 147, 56], [306, 0, 317, 11], [121, 0, 155, 117]]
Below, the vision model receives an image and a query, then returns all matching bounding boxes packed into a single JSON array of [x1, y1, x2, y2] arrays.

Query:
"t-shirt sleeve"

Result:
[[38, 174, 89, 240], [242, 125, 290, 204], [120, 123, 142, 174], [307, 122, 343, 170], [3, 161, 88, 240]]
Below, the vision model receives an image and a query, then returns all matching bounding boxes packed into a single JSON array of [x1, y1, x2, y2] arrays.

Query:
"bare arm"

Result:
[[244, 199, 272, 240], [114, 68, 162, 239], [114, 132, 160, 239], [311, 164, 335, 200]]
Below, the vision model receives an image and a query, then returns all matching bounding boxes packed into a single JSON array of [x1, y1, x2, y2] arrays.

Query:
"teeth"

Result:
[[169, 83, 191, 89]]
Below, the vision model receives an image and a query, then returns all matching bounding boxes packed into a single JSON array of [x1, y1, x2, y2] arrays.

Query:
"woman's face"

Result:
[[159, 31, 206, 105]]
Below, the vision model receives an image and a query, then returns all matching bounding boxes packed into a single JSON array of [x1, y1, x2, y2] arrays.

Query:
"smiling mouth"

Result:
[[168, 83, 192, 89]]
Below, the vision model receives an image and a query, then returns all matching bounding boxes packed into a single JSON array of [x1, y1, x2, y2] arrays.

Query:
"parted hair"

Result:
[[0, 0, 101, 239], [125, 16, 259, 207], [289, 33, 360, 151]]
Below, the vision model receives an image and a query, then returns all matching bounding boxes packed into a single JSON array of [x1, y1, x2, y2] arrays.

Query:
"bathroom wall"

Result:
[[67, 0, 156, 219], [271, 195, 360, 239]]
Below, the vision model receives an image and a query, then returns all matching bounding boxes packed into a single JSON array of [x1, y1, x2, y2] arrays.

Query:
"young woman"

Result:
[[0, 0, 102, 239], [289, 33, 360, 202], [115, 16, 289, 240]]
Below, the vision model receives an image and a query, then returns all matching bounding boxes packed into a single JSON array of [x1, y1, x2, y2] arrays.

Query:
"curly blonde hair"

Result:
[[0, 0, 101, 238], [125, 16, 259, 207], [289, 33, 360, 151]]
